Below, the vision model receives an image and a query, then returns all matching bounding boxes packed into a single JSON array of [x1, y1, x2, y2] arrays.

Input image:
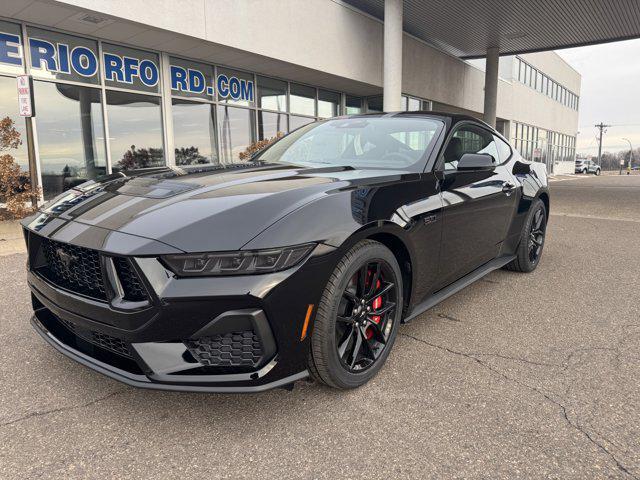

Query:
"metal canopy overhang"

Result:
[[344, 0, 640, 58]]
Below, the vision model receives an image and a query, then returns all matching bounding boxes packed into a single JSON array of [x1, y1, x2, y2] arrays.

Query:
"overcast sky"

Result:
[[556, 39, 640, 156]]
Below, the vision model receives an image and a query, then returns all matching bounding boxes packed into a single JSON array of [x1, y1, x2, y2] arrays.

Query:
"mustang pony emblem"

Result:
[[56, 248, 77, 270]]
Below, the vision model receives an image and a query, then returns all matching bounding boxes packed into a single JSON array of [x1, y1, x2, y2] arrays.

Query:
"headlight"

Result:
[[161, 244, 316, 277]]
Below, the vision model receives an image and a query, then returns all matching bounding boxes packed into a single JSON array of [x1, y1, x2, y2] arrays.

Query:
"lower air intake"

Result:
[[185, 331, 263, 367]]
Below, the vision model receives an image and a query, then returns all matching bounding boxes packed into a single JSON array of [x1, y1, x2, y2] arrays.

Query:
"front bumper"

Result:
[[26, 238, 338, 393], [32, 314, 308, 393]]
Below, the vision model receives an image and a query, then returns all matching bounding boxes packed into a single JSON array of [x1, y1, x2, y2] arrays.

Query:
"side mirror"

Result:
[[512, 160, 531, 175], [457, 153, 495, 171]]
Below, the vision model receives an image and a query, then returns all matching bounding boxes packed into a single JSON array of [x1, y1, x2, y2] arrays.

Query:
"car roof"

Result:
[[333, 111, 493, 130]]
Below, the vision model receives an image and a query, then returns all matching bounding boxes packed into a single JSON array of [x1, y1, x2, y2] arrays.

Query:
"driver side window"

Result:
[[442, 125, 499, 171]]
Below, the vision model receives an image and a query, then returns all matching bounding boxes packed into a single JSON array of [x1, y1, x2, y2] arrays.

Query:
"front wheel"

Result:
[[504, 198, 547, 273], [308, 240, 403, 389], [596, 169, 601, 176]]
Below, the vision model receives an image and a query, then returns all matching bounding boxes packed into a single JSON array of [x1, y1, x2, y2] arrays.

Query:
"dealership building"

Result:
[[2, 0, 633, 201]]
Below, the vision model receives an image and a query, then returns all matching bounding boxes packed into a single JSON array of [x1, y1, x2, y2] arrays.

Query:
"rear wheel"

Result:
[[308, 240, 402, 389], [504, 198, 547, 273]]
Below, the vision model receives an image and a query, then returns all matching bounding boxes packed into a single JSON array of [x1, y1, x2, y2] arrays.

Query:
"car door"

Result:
[[434, 123, 519, 289]]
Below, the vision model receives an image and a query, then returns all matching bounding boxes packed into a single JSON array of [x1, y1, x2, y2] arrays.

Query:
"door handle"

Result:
[[502, 181, 516, 194]]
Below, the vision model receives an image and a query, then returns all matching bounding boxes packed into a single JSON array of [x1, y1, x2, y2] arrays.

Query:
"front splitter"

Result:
[[31, 316, 309, 393]]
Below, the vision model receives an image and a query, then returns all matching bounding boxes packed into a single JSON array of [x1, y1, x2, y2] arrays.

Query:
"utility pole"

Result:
[[622, 138, 634, 175], [595, 123, 611, 167]]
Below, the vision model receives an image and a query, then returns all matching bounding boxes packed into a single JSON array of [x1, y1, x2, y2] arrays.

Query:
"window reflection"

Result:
[[172, 99, 218, 165], [345, 95, 363, 114], [366, 95, 383, 113], [289, 115, 315, 131], [107, 90, 164, 171], [290, 83, 316, 116], [407, 97, 421, 111], [34, 81, 106, 199], [257, 76, 287, 112], [258, 111, 287, 140], [0, 76, 29, 170], [217, 105, 255, 163], [318, 90, 340, 118]]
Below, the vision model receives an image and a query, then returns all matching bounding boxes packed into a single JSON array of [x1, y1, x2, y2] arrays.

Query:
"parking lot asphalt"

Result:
[[1, 175, 639, 479]]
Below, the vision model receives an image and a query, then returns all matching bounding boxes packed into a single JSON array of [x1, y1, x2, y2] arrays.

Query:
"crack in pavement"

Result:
[[399, 332, 638, 479], [0, 389, 129, 428]]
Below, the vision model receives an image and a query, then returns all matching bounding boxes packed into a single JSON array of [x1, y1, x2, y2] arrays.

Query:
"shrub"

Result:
[[0, 116, 39, 220], [238, 132, 284, 161]]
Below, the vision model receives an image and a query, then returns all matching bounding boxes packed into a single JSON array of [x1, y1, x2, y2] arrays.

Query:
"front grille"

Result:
[[40, 238, 107, 300], [113, 258, 147, 302], [59, 318, 133, 359], [185, 331, 263, 368], [35, 237, 148, 303]]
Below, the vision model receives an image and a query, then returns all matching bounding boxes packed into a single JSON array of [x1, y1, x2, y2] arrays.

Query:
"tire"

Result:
[[504, 198, 547, 273], [308, 240, 403, 389], [582, 169, 587, 174], [596, 169, 601, 176]]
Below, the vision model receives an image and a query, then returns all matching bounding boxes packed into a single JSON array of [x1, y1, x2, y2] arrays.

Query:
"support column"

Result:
[[383, 0, 403, 112], [483, 46, 499, 127]]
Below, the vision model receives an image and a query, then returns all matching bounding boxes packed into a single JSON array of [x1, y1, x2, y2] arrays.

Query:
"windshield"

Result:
[[256, 116, 443, 170]]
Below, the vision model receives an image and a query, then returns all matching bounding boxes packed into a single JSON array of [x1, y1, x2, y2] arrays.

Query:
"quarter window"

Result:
[[494, 135, 512, 163]]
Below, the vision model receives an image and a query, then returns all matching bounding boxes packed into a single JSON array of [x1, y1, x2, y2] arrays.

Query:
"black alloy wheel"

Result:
[[336, 260, 397, 372], [528, 207, 546, 264], [504, 198, 547, 273], [308, 240, 403, 389]]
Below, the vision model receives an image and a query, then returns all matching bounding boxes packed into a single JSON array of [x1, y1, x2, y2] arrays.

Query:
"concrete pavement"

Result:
[[1, 175, 639, 479]]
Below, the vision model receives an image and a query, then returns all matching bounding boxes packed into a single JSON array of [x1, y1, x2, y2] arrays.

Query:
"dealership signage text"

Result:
[[0, 32, 254, 101]]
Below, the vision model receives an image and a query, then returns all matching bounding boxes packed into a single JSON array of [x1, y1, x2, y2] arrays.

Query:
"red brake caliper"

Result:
[[366, 273, 382, 340]]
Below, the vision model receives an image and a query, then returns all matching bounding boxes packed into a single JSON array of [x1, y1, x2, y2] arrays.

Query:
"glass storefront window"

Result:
[[257, 76, 286, 112], [217, 105, 255, 163], [106, 90, 164, 170], [258, 111, 287, 140], [407, 97, 421, 111], [366, 95, 383, 113], [217, 67, 255, 107], [33, 81, 106, 199], [0, 21, 24, 75], [172, 99, 217, 165], [289, 115, 315, 131], [290, 83, 316, 116], [103, 44, 160, 94], [345, 95, 362, 115], [0, 76, 29, 170], [318, 90, 340, 118], [169, 57, 214, 101], [27, 27, 100, 85]]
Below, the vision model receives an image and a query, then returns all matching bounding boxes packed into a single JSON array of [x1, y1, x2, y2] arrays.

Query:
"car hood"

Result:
[[28, 163, 409, 252]]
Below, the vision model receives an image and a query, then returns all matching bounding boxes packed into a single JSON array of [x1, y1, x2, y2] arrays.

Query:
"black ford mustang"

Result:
[[22, 113, 549, 392]]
